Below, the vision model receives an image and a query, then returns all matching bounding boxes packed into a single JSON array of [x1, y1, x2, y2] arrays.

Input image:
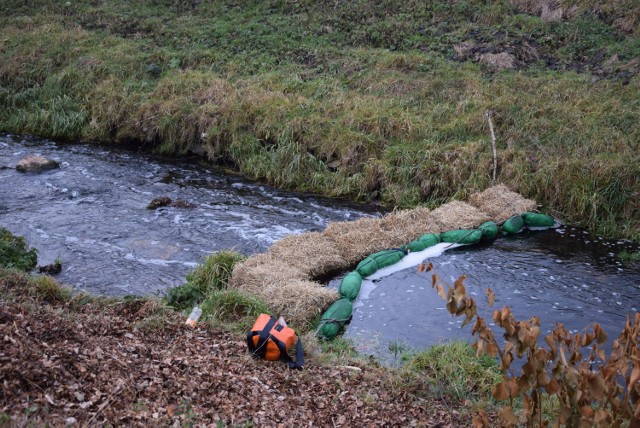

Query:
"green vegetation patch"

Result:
[[165, 250, 245, 311], [0, 228, 38, 271], [618, 250, 640, 262], [185, 250, 245, 291], [200, 289, 269, 332], [164, 249, 270, 331], [402, 341, 501, 402]]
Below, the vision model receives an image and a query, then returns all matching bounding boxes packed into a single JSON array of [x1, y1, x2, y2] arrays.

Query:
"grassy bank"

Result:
[[1, 0, 639, 238]]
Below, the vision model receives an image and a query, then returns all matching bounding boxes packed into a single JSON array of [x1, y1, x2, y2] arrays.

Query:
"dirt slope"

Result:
[[1, 278, 468, 427]]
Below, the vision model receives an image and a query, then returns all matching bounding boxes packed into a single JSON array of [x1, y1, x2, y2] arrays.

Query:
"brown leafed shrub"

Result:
[[418, 261, 640, 427]]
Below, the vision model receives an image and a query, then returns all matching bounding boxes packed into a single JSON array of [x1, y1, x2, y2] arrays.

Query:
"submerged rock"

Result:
[[171, 199, 197, 209], [16, 155, 60, 173], [147, 196, 172, 209], [147, 197, 197, 209], [39, 262, 62, 275]]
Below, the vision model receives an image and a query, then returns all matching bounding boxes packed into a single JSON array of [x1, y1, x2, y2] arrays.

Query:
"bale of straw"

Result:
[[431, 201, 491, 231], [259, 279, 338, 327], [266, 232, 348, 278], [378, 207, 441, 243], [227, 253, 304, 295], [322, 217, 392, 264], [468, 185, 537, 223]]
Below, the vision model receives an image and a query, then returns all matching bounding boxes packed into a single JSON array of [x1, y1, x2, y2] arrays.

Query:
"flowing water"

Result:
[[330, 229, 640, 363], [3, 134, 639, 363], [0, 134, 376, 295]]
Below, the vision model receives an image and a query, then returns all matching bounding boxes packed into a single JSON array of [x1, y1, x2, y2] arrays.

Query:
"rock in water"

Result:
[[39, 262, 62, 275], [147, 196, 172, 209], [16, 155, 60, 173], [171, 199, 197, 208]]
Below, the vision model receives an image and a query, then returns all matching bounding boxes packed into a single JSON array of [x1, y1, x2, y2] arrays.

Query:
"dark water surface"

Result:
[[0, 134, 376, 295], [333, 229, 640, 363]]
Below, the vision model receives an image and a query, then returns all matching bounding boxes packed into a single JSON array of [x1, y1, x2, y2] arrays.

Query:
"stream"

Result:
[[2, 134, 639, 363], [0, 134, 376, 296]]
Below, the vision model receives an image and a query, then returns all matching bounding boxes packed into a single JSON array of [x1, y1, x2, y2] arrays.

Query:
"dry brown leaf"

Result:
[[472, 411, 489, 428], [498, 406, 519, 427], [492, 382, 508, 401], [486, 288, 495, 307], [166, 403, 177, 417]]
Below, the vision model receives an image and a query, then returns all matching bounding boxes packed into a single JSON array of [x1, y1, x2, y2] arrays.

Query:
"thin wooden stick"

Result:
[[485, 111, 498, 184]]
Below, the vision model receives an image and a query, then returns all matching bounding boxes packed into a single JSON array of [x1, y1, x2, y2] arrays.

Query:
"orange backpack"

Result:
[[246, 314, 304, 369]]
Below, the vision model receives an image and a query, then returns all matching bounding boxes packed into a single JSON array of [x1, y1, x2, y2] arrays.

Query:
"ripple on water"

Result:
[[0, 134, 378, 296]]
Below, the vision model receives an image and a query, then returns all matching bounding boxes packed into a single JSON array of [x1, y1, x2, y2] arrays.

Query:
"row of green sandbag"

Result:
[[317, 249, 405, 339], [503, 212, 556, 235], [317, 212, 554, 339]]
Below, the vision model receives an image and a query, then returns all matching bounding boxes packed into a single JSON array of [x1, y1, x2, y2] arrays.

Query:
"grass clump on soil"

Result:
[[165, 250, 270, 332], [0, 227, 38, 271], [1, 1, 639, 239], [165, 250, 246, 311], [401, 341, 502, 404], [200, 289, 269, 333], [186, 250, 246, 290], [618, 250, 640, 262]]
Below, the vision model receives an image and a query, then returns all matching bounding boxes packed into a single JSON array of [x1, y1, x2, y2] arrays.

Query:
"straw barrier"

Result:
[[227, 185, 546, 328], [315, 210, 556, 339]]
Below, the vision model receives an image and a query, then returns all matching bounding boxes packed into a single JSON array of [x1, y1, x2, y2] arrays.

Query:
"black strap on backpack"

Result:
[[246, 317, 304, 370]]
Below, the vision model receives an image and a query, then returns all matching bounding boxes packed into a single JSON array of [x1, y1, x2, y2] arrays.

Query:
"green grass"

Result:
[[0, 227, 38, 271], [1, 1, 639, 238], [401, 341, 502, 402], [165, 250, 246, 310], [31, 275, 72, 302], [618, 250, 640, 262], [185, 250, 246, 291], [164, 250, 269, 332], [200, 289, 270, 333]]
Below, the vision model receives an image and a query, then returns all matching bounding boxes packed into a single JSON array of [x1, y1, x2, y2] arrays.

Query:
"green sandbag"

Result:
[[418, 233, 440, 247], [522, 212, 555, 227], [406, 239, 427, 253], [317, 298, 353, 340], [406, 233, 440, 253], [503, 215, 525, 235], [440, 229, 482, 245], [339, 271, 362, 301], [478, 221, 499, 239], [356, 249, 405, 277]]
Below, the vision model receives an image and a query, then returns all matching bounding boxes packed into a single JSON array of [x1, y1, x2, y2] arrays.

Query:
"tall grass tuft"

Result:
[[0, 228, 38, 271], [185, 250, 245, 291], [166, 251, 245, 311], [200, 289, 269, 331], [31, 275, 72, 302], [401, 341, 502, 402]]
